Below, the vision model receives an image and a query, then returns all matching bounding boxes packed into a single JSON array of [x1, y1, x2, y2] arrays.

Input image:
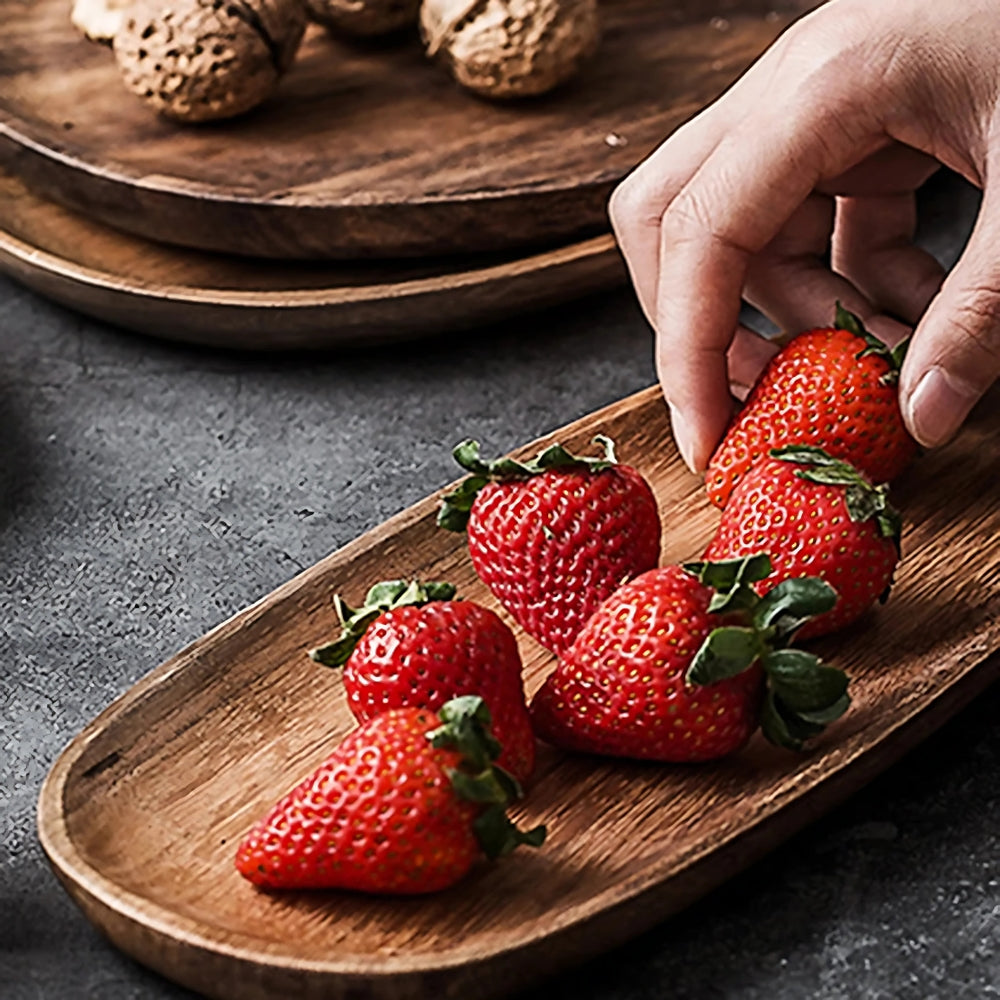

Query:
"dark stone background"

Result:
[[2, 172, 997, 999]]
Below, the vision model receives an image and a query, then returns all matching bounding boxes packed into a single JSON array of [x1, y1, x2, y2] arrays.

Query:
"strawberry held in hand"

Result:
[[236, 696, 545, 894], [705, 446, 901, 640], [438, 435, 661, 656], [531, 556, 850, 759], [706, 305, 917, 508], [310, 579, 535, 784]]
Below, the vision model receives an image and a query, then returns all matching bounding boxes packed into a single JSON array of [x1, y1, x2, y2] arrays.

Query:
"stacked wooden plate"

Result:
[[0, 0, 812, 348]]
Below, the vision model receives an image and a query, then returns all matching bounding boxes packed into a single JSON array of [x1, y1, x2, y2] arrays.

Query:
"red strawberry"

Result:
[[706, 305, 916, 508], [236, 696, 545, 894], [531, 556, 849, 759], [310, 580, 536, 784], [438, 435, 661, 656], [704, 446, 901, 640]]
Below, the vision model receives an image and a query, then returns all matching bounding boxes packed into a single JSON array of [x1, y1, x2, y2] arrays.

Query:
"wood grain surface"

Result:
[[0, 167, 624, 348], [0, 0, 815, 258], [37, 384, 1000, 1000]]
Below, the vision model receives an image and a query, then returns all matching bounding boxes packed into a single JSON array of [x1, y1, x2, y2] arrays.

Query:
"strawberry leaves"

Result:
[[760, 649, 850, 750], [753, 577, 839, 640], [834, 302, 909, 385], [770, 444, 902, 548], [452, 435, 618, 479], [684, 556, 848, 750], [438, 435, 619, 532], [428, 696, 546, 859], [310, 579, 457, 669], [686, 627, 763, 683], [437, 475, 489, 531], [765, 651, 849, 714], [683, 553, 773, 614], [429, 694, 503, 769]]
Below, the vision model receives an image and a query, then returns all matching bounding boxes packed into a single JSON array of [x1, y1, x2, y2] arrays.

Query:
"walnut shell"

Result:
[[71, 0, 134, 43], [113, 0, 307, 123], [305, 0, 419, 36], [420, 0, 599, 99]]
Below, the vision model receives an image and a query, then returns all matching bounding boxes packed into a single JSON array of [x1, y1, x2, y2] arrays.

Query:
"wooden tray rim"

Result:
[[36, 385, 1000, 981]]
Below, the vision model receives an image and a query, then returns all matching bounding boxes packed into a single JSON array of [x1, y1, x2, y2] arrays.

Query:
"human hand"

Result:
[[610, 0, 1000, 472]]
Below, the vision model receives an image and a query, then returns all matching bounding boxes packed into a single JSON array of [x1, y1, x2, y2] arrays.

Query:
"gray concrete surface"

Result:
[[2, 172, 998, 999]]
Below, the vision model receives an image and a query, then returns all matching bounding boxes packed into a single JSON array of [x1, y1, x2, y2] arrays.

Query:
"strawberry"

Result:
[[235, 696, 545, 894], [438, 435, 661, 656], [706, 305, 917, 508], [704, 446, 901, 640], [531, 556, 850, 759], [310, 579, 535, 784]]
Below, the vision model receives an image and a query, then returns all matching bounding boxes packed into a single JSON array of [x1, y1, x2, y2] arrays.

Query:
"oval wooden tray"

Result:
[[37, 385, 1000, 1000], [0, 0, 812, 258], [0, 168, 623, 349]]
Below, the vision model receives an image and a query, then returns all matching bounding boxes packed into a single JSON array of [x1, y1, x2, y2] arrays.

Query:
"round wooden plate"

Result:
[[0, 0, 811, 259], [0, 169, 624, 349]]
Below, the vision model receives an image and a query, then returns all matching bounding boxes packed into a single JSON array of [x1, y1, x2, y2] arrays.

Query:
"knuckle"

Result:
[[949, 284, 1000, 364], [868, 35, 916, 86], [661, 186, 715, 242], [774, 9, 890, 123], [607, 169, 666, 239], [781, 3, 877, 71], [776, 14, 849, 79], [607, 178, 640, 232], [661, 185, 752, 257]]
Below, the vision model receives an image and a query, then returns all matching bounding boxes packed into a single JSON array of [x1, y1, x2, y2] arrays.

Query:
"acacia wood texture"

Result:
[[0, 168, 624, 348], [0, 0, 814, 258], [38, 385, 1000, 1000]]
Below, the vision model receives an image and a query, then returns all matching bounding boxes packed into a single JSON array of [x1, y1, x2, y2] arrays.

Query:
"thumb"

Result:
[[901, 182, 1000, 447]]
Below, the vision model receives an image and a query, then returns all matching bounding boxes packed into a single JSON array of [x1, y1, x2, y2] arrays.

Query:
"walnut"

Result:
[[304, 0, 419, 37], [71, 0, 134, 44], [113, 0, 307, 122], [420, 0, 599, 99]]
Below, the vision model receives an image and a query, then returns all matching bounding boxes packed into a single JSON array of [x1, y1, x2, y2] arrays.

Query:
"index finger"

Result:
[[655, 107, 886, 471]]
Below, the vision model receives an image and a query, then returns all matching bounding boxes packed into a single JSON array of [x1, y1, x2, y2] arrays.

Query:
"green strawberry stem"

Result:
[[769, 444, 902, 552], [309, 579, 456, 669], [834, 302, 909, 385], [428, 696, 547, 859], [438, 435, 619, 533], [684, 552, 772, 615], [683, 556, 850, 751]]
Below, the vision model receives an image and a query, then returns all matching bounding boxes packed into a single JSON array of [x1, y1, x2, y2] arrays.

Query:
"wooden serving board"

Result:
[[0, 167, 623, 348], [38, 385, 1000, 1000], [0, 0, 814, 258]]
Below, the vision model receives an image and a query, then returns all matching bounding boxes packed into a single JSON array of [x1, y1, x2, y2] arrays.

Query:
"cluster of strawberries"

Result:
[[235, 306, 916, 897]]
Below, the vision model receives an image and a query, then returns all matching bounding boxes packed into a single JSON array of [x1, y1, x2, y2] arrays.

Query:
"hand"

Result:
[[610, 0, 1000, 472]]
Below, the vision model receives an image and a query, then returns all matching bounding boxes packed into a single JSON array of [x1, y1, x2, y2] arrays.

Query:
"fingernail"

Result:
[[668, 403, 699, 472], [905, 366, 979, 447]]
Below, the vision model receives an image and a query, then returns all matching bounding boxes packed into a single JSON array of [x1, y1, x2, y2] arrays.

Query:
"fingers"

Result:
[[652, 101, 881, 471], [817, 142, 940, 198], [744, 190, 913, 347], [744, 193, 869, 330], [834, 192, 945, 324], [609, 110, 726, 326], [653, 199, 748, 472], [609, 9, 948, 469], [901, 181, 1000, 447], [727, 326, 779, 399], [609, 24, 795, 325]]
